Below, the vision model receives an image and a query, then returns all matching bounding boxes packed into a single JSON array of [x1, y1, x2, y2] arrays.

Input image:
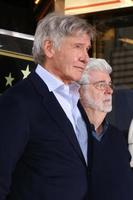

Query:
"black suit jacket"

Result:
[[0, 71, 91, 200], [91, 124, 133, 200]]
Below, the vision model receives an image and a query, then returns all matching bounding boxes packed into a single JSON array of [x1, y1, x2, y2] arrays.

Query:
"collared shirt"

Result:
[[91, 120, 109, 141], [35, 64, 88, 163]]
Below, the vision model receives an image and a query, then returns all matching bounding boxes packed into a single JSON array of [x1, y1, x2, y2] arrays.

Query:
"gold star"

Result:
[[21, 65, 31, 79], [5, 73, 15, 86]]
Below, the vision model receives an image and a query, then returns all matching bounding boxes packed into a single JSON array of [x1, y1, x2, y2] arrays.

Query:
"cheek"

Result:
[[56, 53, 68, 67], [92, 91, 101, 100], [59, 54, 72, 65], [72, 51, 81, 61], [66, 50, 79, 63], [94, 93, 104, 104]]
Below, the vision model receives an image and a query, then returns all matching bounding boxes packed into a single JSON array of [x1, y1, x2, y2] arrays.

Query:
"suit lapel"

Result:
[[28, 72, 86, 165], [78, 101, 93, 170]]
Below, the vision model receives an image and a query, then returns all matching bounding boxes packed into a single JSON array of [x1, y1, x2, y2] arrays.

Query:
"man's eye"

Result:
[[75, 44, 82, 48], [100, 83, 104, 87]]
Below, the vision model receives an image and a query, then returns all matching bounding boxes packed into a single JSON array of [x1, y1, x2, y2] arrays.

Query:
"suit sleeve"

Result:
[[0, 93, 29, 200]]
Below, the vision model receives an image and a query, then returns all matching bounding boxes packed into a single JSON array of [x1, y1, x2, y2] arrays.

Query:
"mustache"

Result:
[[104, 96, 112, 101]]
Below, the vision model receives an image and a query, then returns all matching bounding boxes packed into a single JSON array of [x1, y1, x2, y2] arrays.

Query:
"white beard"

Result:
[[83, 93, 112, 113]]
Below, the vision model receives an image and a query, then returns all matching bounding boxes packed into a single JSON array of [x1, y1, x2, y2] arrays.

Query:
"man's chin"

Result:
[[98, 106, 112, 113], [104, 106, 112, 113]]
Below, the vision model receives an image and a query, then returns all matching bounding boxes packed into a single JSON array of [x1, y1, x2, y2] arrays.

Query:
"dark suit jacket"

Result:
[[91, 124, 133, 200], [0, 71, 90, 200]]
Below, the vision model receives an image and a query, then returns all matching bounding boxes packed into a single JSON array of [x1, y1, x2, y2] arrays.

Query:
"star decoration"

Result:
[[21, 65, 31, 79], [5, 73, 15, 86]]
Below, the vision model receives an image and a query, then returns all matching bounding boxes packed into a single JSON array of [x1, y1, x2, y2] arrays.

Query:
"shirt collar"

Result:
[[35, 64, 64, 91], [35, 64, 80, 97], [91, 119, 109, 141]]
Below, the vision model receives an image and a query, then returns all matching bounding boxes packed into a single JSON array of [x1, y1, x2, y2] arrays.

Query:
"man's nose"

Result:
[[80, 50, 89, 64], [105, 85, 113, 94]]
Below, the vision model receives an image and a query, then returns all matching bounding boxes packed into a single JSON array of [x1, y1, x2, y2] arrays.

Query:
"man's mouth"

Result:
[[75, 66, 84, 71]]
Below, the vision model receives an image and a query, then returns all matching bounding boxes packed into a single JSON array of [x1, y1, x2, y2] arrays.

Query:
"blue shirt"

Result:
[[91, 120, 109, 141], [35, 64, 88, 164]]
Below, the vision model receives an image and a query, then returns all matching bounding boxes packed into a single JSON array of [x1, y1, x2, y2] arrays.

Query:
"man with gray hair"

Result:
[[0, 12, 95, 200], [79, 58, 133, 200]]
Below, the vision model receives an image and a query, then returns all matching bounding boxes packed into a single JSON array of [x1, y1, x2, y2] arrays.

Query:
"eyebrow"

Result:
[[94, 80, 112, 83]]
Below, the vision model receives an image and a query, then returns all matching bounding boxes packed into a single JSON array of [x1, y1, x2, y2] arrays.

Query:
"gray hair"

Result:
[[79, 58, 112, 85], [32, 12, 95, 65]]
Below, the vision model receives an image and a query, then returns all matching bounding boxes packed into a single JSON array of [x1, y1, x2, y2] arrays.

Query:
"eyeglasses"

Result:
[[87, 81, 113, 91]]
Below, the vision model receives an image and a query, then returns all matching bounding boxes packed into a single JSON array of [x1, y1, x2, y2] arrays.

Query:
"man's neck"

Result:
[[83, 107, 106, 134]]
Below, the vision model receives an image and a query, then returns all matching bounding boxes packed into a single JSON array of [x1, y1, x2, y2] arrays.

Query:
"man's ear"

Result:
[[43, 40, 55, 58]]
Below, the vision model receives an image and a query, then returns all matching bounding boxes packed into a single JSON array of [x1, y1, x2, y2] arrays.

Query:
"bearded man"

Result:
[[79, 58, 133, 200]]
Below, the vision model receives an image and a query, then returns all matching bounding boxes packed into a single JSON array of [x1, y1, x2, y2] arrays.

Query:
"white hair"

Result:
[[32, 12, 95, 65], [79, 58, 112, 85]]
